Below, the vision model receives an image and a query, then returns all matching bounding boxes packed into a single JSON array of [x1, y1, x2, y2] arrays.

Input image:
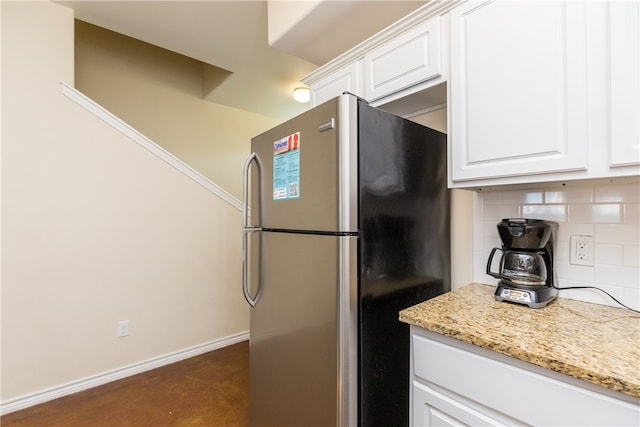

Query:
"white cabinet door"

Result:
[[449, 0, 589, 182], [609, 0, 640, 167], [310, 60, 362, 107], [412, 381, 505, 427], [364, 17, 442, 102]]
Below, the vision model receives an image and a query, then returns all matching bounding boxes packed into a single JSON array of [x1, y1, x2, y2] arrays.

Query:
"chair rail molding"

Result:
[[61, 82, 242, 212]]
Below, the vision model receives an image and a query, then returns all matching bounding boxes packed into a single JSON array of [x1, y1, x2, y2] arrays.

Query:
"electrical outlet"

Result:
[[117, 320, 129, 337], [570, 235, 594, 266]]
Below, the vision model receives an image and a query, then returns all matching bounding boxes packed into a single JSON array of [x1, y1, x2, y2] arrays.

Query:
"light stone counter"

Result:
[[399, 283, 640, 399]]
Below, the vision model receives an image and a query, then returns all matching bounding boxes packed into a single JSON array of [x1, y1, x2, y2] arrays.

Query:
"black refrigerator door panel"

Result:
[[250, 98, 344, 232], [357, 101, 450, 427], [249, 231, 340, 427]]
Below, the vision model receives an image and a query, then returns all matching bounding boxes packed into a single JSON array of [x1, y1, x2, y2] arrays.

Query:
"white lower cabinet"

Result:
[[413, 380, 511, 426], [410, 326, 640, 427]]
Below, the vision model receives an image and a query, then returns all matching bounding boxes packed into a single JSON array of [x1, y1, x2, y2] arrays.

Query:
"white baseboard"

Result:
[[0, 331, 249, 416]]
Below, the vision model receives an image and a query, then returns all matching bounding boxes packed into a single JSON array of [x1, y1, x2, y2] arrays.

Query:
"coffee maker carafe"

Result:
[[486, 218, 558, 308]]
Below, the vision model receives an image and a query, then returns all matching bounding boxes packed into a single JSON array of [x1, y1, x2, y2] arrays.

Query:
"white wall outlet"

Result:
[[117, 320, 129, 337], [570, 235, 594, 266]]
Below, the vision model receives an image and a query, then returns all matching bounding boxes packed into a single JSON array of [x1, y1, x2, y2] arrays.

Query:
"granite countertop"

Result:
[[399, 283, 640, 399]]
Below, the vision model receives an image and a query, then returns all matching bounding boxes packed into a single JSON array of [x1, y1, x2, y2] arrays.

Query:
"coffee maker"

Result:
[[486, 218, 558, 308]]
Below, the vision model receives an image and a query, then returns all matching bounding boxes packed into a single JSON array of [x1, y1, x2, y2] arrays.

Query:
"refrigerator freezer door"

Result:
[[249, 96, 358, 233], [249, 231, 356, 427]]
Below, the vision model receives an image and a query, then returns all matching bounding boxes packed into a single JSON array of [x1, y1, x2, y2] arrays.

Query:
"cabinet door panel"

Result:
[[311, 61, 362, 107], [412, 381, 505, 427], [364, 18, 441, 102], [610, 0, 640, 167], [450, 0, 588, 181]]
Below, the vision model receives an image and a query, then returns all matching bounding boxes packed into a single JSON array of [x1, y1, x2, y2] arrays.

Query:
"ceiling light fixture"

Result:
[[293, 87, 310, 103]]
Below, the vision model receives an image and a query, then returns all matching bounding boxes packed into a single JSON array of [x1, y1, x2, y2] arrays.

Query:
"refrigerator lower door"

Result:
[[249, 231, 356, 427]]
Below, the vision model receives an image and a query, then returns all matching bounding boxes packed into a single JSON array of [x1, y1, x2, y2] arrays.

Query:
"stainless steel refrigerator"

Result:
[[242, 93, 450, 427]]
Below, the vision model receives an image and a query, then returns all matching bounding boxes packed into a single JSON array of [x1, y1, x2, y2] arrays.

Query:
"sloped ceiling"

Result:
[[54, 0, 427, 120]]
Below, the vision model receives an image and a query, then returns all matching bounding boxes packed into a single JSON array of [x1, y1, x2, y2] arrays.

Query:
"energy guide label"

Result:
[[272, 132, 300, 201]]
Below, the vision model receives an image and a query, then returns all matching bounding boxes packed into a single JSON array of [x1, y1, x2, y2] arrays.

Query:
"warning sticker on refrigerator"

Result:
[[272, 132, 300, 201]]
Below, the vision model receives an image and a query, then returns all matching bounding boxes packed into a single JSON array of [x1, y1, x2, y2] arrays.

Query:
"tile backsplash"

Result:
[[473, 179, 640, 311]]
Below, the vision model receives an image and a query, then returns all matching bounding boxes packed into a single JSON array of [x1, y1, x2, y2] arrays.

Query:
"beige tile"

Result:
[[595, 183, 640, 203], [522, 204, 567, 221], [545, 186, 593, 203]]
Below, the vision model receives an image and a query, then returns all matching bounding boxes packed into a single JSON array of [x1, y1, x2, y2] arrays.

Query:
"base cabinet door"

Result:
[[412, 381, 507, 427], [449, 0, 589, 183]]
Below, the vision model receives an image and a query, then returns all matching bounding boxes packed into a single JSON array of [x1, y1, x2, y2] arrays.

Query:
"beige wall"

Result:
[[0, 1, 473, 409], [74, 20, 281, 200], [1, 0, 248, 403]]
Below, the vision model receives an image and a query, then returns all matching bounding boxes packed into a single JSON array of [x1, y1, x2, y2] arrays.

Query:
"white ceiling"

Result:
[[54, 0, 427, 120]]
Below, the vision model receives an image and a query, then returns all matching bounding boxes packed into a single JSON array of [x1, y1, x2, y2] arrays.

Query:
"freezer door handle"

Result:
[[242, 152, 263, 307], [242, 151, 262, 229]]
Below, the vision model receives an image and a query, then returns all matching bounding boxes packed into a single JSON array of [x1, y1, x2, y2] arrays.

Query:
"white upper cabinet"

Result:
[[303, 0, 639, 188], [609, 0, 640, 167], [449, 0, 589, 184], [448, 0, 640, 187], [303, 2, 457, 109], [310, 60, 363, 107], [363, 17, 442, 102]]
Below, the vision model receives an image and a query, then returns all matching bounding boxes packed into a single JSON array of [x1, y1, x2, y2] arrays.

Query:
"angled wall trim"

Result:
[[61, 82, 242, 211], [0, 331, 249, 415]]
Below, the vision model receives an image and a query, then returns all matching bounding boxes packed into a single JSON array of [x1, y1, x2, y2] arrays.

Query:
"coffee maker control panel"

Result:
[[494, 283, 557, 308], [498, 288, 531, 303]]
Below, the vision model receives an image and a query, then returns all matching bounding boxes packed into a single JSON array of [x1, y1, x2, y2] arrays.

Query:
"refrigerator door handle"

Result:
[[242, 229, 262, 307], [242, 152, 261, 229], [242, 152, 263, 307]]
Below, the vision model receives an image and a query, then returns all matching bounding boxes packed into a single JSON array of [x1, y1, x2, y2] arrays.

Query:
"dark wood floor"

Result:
[[1, 341, 249, 427]]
